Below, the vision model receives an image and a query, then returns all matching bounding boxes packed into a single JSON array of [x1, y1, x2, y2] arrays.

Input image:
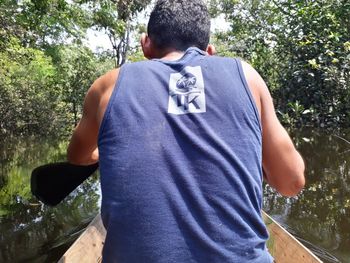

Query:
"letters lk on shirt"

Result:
[[168, 66, 206, 115]]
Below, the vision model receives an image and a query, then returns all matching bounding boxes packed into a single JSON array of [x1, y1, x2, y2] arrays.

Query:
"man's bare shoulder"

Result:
[[240, 60, 265, 118], [80, 68, 120, 128], [240, 60, 268, 94], [90, 68, 120, 96]]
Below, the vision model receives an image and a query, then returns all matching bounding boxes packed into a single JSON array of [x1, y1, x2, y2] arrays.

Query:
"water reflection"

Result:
[[1, 130, 350, 262], [0, 138, 100, 262], [264, 129, 350, 263]]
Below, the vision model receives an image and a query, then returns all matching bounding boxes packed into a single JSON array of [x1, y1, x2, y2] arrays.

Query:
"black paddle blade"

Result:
[[31, 162, 99, 206]]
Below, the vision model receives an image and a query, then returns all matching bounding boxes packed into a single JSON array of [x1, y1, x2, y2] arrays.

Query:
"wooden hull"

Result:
[[59, 215, 105, 263], [262, 212, 322, 263], [59, 212, 322, 263]]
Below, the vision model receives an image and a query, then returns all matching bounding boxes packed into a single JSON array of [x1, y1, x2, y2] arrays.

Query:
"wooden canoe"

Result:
[[59, 212, 322, 263]]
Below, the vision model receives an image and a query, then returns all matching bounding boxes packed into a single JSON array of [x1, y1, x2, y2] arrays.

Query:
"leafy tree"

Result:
[[271, 0, 350, 127], [0, 38, 57, 135], [0, 0, 90, 48], [213, 0, 350, 127], [52, 44, 114, 128], [80, 0, 151, 67], [0, 1, 120, 136]]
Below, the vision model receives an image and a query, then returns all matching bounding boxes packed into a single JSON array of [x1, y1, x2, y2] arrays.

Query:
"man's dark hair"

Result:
[[147, 0, 211, 51]]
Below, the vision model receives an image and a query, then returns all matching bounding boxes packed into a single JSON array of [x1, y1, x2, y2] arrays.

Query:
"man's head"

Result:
[[142, 0, 211, 58]]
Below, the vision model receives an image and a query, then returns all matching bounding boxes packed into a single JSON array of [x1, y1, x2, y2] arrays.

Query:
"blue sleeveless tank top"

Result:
[[98, 47, 273, 263]]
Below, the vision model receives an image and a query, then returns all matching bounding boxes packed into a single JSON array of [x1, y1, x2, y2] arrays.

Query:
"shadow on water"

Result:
[[264, 128, 350, 263], [0, 137, 100, 263], [1, 129, 350, 262]]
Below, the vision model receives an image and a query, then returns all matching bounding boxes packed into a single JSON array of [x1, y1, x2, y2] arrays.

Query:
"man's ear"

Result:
[[206, 44, 216, 56], [141, 33, 153, 59]]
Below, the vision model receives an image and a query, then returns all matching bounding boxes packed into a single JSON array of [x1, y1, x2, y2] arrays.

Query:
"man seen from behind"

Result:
[[67, 0, 305, 262]]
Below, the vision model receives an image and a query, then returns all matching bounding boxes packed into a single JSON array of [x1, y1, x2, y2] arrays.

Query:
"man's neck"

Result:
[[160, 50, 186, 61], [150, 46, 187, 61]]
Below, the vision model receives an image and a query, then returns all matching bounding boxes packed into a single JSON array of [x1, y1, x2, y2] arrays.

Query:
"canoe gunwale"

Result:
[[59, 212, 323, 263]]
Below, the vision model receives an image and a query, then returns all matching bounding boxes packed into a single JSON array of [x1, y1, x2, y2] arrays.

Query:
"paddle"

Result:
[[31, 162, 99, 206]]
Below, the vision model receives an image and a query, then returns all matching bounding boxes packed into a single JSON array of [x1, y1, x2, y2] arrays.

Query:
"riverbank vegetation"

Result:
[[1, 0, 349, 137]]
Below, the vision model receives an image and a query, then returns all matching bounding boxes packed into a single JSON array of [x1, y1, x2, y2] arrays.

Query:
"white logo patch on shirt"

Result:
[[168, 66, 206, 115]]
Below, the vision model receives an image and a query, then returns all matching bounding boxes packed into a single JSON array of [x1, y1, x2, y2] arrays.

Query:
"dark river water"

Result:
[[0, 129, 350, 262]]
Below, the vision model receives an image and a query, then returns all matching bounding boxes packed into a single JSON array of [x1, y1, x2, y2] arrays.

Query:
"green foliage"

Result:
[[214, 0, 350, 127], [0, 0, 152, 137], [277, 101, 314, 128], [2, 0, 349, 136], [0, 0, 90, 48], [50, 45, 113, 128], [0, 38, 114, 136], [0, 38, 58, 135], [80, 0, 151, 66], [274, 0, 350, 127], [127, 45, 147, 62]]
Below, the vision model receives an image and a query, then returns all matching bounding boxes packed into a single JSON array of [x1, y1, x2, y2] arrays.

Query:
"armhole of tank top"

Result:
[[234, 58, 262, 131], [98, 65, 127, 142]]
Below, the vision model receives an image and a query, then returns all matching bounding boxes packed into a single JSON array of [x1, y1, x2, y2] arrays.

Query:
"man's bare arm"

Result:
[[67, 69, 119, 165], [242, 61, 305, 197]]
